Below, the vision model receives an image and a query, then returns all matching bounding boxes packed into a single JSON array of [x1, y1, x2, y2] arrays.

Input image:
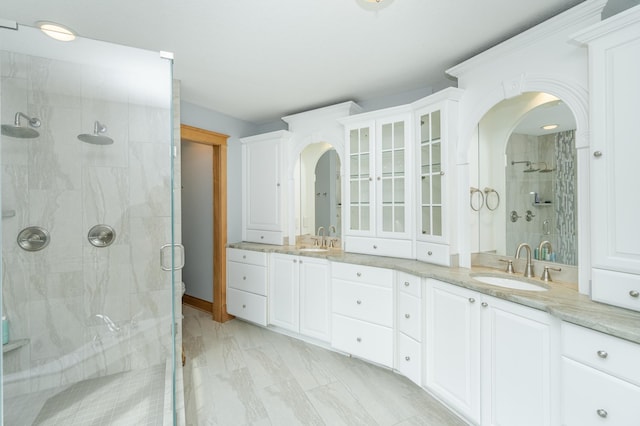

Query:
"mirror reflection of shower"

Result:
[[78, 120, 113, 145], [1, 112, 41, 139]]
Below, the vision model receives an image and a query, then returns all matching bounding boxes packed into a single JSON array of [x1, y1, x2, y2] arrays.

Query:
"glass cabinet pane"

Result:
[[350, 129, 359, 152], [394, 150, 404, 176], [381, 151, 393, 176], [395, 206, 405, 232], [394, 121, 405, 148], [381, 123, 392, 150], [420, 109, 444, 239], [348, 126, 372, 232]]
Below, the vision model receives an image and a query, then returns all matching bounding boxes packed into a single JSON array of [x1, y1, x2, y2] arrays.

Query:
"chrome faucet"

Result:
[[538, 240, 553, 260], [328, 225, 338, 248], [515, 243, 534, 277], [317, 226, 326, 247]]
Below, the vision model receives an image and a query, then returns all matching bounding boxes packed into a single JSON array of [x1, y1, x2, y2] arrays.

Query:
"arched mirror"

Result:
[[296, 142, 342, 241], [470, 92, 578, 266]]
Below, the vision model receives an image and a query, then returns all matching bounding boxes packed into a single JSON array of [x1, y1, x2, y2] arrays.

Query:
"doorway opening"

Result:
[[180, 124, 232, 322]]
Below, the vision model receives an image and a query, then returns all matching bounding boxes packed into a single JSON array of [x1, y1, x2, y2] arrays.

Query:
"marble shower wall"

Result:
[[505, 131, 577, 265], [1, 50, 175, 396]]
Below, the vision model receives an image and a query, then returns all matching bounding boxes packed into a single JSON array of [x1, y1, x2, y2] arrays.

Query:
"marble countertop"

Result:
[[228, 242, 640, 345]]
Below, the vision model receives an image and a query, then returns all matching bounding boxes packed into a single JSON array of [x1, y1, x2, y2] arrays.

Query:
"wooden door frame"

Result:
[[180, 124, 233, 323]]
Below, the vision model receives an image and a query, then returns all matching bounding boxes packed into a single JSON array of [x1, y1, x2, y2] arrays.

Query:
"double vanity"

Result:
[[227, 2, 640, 425]]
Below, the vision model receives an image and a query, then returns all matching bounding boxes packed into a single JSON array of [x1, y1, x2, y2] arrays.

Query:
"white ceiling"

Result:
[[2, 0, 586, 124]]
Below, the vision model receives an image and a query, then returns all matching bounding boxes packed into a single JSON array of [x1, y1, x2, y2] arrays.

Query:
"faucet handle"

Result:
[[499, 259, 515, 274], [541, 266, 562, 282], [310, 237, 320, 247]]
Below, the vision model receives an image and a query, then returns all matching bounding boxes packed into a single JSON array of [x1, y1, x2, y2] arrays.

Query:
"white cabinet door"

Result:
[[426, 279, 481, 424], [299, 257, 331, 342], [269, 253, 299, 332], [481, 295, 559, 426], [345, 122, 375, 235], [241, 131, 291, 244]]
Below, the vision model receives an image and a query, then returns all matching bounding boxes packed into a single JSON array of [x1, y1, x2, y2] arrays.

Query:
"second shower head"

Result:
[[78, 121, 113, 145]]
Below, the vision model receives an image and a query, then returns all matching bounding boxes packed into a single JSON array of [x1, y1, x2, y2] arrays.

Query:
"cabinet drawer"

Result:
[[331, 314, 393, 367], [562, 322, 640, 386], [227, 288, 267, 326], [397, 332, 422, 386], [416, 241, 450, 266], [331, 262, 393, 288], [397, 292, 421, 341], [562, 357, 640, 426], [592, 268, 640, 312], [397, 271, 421, 298], [228, 261, 267, 296], [245, 229, 284, 245], [227, 248, 267, 266], [332, 280, 393, 327], [345, 236, 412, 258]]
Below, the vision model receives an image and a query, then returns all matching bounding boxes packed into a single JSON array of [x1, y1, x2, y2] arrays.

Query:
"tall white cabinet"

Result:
[[241, 130, 292, 245], [574, 6, 640, 312], [413, 88, 463, 266], [340, 107, 414, 258]]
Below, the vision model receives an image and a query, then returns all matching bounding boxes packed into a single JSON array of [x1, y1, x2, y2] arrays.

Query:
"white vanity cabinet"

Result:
[[269, 253, 331, 342], [241, 130, 292, 245], [226, 248, 268, 326], [340, 108, 414, 258], [573, 6, 640, 311], [331, 262, 394, 367], [395, 272, 423, 385], [426, 279, 559, 426], [413, 88, 463, 266], [561, 322, 640, 425]]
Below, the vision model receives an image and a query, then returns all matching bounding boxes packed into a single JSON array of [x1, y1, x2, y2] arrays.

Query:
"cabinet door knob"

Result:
[[427, 251, 433, 256], [243, 276, 246, 280], [299, 260, 303, 264], [356, 337, 362, 343], [593, 150, 603, 158], [468, 298, 475, 303], [369, 177, 373, 181], [405, 356, 411, 361], [357, 272, 362, 277], [356, 300, 362, 305], [373, 245, 378, 249], [404, 281, 410, 287], [440, 171, 445, 176], [481, 302, 488, 307], [596, 409, 608, 418], [597, 350, 608, 359], [276, 183, 281, 187], [630, 290, 639, 298], [242, 304, 246, 309], [260, 236, 264, 239], [405, 313, 410, 319], [293, 259, 297, 263], [243, 255, 246, 259], [377, 176, 381, 181]]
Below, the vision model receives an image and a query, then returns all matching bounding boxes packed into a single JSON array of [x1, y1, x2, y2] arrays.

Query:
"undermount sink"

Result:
[[297, 247, 329, 252], [471, 274, 548, 292]]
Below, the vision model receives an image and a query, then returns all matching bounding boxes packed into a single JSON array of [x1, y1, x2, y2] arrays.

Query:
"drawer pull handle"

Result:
[[630, 290, 640, 298], [260, 236, 264, 239], [404, 281, 410, 287], [593, 151, 603, 158], [356, 337, 362, 343], [243, 255, 246, 259], [373, 245, 378, 249], [357, 272, 362, 277], [404, 313, 410, 319], [243, 276, 247, 280], [427, 251, 433, 256], [597, 350, 608, 359], [357, 300, 362, 305], [405, 356, 411, 361], [597, 409, 608, 418], [481, 302, 488, 307], [468, 298, 476, 303], [242, 304, 246, 309], [293, 259, 297, 263]]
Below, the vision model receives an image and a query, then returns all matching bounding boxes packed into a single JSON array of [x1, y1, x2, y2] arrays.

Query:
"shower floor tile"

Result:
[[32, 364, 165, 426]]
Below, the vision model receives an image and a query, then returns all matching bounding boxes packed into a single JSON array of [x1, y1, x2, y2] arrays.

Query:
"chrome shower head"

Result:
[[538, 162, 555, 173], [1, 112, 41, 139], [78, 121, 113, 145]]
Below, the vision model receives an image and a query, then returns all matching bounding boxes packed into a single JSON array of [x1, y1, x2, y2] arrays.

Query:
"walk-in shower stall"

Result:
[[0, 22, 181, 425]]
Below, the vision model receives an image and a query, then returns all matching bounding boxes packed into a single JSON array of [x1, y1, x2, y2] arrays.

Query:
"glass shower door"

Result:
[[0, 23, 178, 425]]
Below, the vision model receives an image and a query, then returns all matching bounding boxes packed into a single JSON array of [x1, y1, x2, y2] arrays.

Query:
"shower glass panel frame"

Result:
[[0, 23, 178, 425]]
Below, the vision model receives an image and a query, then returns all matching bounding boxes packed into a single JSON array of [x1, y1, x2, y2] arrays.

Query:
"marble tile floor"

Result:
[[182, 305, 467, 426]]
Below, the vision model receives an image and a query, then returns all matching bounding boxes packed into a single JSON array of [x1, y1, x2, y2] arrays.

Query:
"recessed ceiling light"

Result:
[[37, 21, 76, 42], [541, 124, 559, 130]]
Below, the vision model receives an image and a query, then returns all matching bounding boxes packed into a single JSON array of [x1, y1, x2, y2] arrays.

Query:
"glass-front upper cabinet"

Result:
[[413, 88, 463, 265], [342, 109, 413, 247], [348, 125, 374, 232], [420, 109, 443, 238]]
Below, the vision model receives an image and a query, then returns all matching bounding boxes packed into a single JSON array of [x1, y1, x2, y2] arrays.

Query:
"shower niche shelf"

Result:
[[532, 202, 553, 207], [3, 338, 29, 354]]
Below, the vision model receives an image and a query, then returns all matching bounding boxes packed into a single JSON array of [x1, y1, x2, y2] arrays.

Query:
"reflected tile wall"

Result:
[[1, 50, 177, 398]]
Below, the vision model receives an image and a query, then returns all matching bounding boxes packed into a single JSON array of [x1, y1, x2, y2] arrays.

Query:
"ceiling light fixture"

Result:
[[541, 124, 559, 130], [357, 0, 394, 10], [37, 21, 76, 42]]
